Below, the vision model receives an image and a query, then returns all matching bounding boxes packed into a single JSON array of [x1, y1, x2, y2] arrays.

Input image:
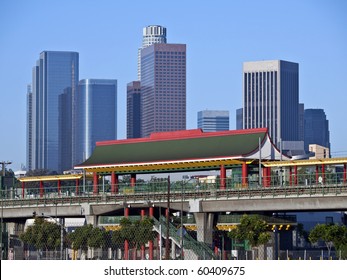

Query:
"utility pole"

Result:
[[0, 161, 11, 260], [165, 176, 170, 260]]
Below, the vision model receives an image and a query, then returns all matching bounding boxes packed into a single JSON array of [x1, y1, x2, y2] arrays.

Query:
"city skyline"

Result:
[[1, 0, 347, 170]]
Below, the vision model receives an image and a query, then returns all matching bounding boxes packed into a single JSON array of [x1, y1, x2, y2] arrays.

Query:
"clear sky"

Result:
[[0, 0, 346, 171]]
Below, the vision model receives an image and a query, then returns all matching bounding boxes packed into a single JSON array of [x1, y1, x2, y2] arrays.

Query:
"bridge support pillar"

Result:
[[85, 215, 97, 226], [194, 213, 214, 246]]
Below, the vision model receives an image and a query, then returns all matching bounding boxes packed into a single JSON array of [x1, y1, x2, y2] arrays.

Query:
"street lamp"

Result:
[[0, 160, 11, 260]]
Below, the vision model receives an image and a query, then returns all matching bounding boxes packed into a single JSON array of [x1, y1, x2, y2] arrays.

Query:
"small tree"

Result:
[[227, 214, 271, 259], [20, 217, 61, 258], [309, 223, 347, 257]]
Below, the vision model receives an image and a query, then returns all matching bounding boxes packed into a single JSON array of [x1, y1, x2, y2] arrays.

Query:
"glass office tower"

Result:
[[197, 110, 229, 132], [127, 81, 141, 139], [304, 109, 330, 152], [140, 43, 186, 137], [74, 79, 117, 165], [243, 60, 299, 147], [29, 51, 79, 172]]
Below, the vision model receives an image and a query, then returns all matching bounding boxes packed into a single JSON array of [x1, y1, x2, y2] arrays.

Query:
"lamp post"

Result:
[[0, 161, 11, 260]]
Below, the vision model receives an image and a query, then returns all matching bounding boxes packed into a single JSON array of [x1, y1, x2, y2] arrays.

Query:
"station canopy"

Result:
[[74, 128, 288, 174]]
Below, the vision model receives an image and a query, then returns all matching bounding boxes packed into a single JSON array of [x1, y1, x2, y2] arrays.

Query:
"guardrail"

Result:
[[1, 181, 347, 208]]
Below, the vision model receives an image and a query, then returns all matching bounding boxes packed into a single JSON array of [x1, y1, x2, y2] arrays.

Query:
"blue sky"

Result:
[[0, 0, 346, 171]]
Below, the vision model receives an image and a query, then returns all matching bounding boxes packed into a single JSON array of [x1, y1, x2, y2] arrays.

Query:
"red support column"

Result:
[[111, 172, 119, 194], [242, 162, 248, 187], [124, 206, 129, 260], [75, 179, 79, 195], [39, 181, 44, 198], [57, 180, 61, 196], [22, 182, 25, 198], [321, 164, 325, 184], [289, 167, 292, 186], [262, 167, 271, 187], [141, 209, 146, 259], [316, 165, 319, 184], [130, 173, 136, 187], [93, 172, 98, 195], [344, 163, 347, 184], [149, 206, 154, 260], [294, 166, 298, 186], [220, 165, 226, 190]]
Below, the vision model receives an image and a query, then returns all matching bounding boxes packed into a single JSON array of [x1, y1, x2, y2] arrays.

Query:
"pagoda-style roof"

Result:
[[74, 128, 287, 174]]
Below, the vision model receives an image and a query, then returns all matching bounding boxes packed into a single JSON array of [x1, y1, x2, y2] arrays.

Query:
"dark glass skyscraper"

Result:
[[28, 51, 79, 173], [127, 81, 141, 139], [74, 79, 117, 165], [141, 43, 186, 137], [304, 109, 330, 151], [243, 60, 299, 147]]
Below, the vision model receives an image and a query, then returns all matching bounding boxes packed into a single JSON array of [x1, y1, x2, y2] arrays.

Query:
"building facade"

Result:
[[26, 85, 33, 171], [74, 79, 117, 165], [127, 81, 141, 139], [236, 108, 243, 130], [138, 25, 167, 80], [242, 60, 299, 147], [197, 110, 229, 132], [28, 51, 79, 173], [304, 109, 330, 152], [140, 43, 186, 137]]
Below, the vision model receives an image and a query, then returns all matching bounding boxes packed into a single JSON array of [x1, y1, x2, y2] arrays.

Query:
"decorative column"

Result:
[[262, 167, 270, 187], [344, 163, 347, 184], [111, 172, 119, 194], [75, 179, 79, 196], [57, 180, 61, 196], [39, 181, 44, 198], [149, 206, 154, 260], [22, 181, 25, 198], [220, 165, 226, 190], [141, 209, 146, 259], [294, 165, 298, 186], [242, 162, 248, 187], [124, 206, 129, 260], [130, 173, 136, 187], [316, 165, 319, 184], [93, 172, 98, 195], [321, 164, 325, 184], [289, 167, 292, 186]]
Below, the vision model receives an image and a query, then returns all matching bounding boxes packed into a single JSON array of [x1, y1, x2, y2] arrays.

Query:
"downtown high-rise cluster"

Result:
[[26, 25, 331, 174]]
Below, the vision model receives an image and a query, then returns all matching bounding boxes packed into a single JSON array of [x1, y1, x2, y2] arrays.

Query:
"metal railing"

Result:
[[1, 172, 347, 208]]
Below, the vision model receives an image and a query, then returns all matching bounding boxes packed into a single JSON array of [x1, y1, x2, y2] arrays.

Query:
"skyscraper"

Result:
[[304, 109, 330, 152], [242, 60, 299, 147], [197, 110, 229, 132], [236, 108, 243, 130], [26, 85, 33, 171], [28, 51, 79, 172], [74, 79, 117, 165], [138, 25, 167, 80], [127, 81, 141, 139], [140, 43, 186, 137]]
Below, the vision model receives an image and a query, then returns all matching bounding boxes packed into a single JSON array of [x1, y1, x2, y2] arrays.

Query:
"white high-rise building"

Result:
[[242, 60, 299, 147], [138, 25, 167, 80]]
